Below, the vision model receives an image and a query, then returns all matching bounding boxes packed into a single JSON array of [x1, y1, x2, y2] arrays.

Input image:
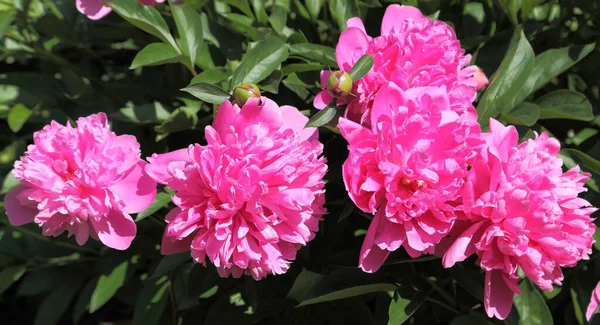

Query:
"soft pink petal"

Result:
[[76, 0, 112, 20], [484, 270, 514, 320], [370, 82, 406, 129], [313, 91, 333, 110], [145, 148, 190, 184], [359, 209, 391, 272], [335, 28, 370, 71], [346, 17, 366, 33], [381, 5, 425, 35], [474, 67, 489, 90], [90, 209, 137, 250], [233, 97, 283, 134], [110, 161, 157, 214], [4, 185, 37, 226], [213, 100, 241, 138], [319, 70, 332, 87], [280, 105, 317, 142], [587, 281, 600, 321], [338, 117, 373, 144], [442, 220, 486, 268]]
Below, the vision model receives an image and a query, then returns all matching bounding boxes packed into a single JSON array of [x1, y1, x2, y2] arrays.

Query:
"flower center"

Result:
[[401, 176, 426, 192]]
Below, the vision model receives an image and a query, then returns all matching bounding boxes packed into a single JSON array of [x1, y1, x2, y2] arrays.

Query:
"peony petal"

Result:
[[335, 27, 370, 71], [213, 100, 241, 138], [346, 17, 367, 33], [233, 97, 283, 134], [319, 70, 332, 88], [381, 4, 425, 35], [280, 105, 317, 142], [4, 185, 37, 226], [442, 220, 486, 268], [587, 281, 600, 321], [110, 161, 157, 214], [338, 117, 373, 144], [90, 209, 137, 250], [313, 91, 334, 110], [161, 229, 194, 255], [371, 82, 406, 129], [145, 148, 190, 184], [484, 270, 515, 320], [359, 208, 391, 272], [76, 0, 112, 20]]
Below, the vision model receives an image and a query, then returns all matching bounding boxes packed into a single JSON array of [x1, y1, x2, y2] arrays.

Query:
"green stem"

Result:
[[0, 220, 101, 256], [426, 297, 461, 315]]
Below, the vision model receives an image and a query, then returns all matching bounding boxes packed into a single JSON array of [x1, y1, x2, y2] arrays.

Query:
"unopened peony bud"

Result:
[[233, 83, 261, 106], [326, 71, 352, 98]]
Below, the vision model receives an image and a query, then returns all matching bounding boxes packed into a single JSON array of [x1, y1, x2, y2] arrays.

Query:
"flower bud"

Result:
[[326, 71, 353, 98], [233, 83, 261, 107]]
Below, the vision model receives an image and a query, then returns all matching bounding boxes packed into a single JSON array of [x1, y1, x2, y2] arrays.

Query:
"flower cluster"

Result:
[[3, 4, 596, 321]]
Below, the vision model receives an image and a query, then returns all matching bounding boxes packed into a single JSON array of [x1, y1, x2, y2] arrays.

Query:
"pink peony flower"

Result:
[[314, 5, 485, 125], [76, 0, 165, 20], [441, 119, 596, 320], [4, 113, 157, 250], [145, 98, 327, 280], [587, 281, 600, 321], [339, 82, 481, 273]]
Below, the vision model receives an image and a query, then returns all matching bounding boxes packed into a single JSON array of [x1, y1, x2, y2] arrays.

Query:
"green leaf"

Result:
[[349, 54, 374, 81], [113, 102, 171, 124], [259, 70, 284, 94], [154, 106, 200, 134], [521, 0, 545, 20], [0, 10, 15, 36], [516, 43, 595, 103], [89, 260, 129, 313], [562, 149, 600, 175], [305, 104, 337, 128], [7, 104, 32, 132], [230, 37, 289, 88], [170, 0, 204, 69], [150, 252, 190, 279], [477, 27, 534, 126], [298, 283, 395, 307], [305, 0, 322, 20], [328, 0, 359, 30], [287, 269, 323, 302], [1, 171, 20, 195], [514, 279, 553, 325], [388, 289, 432, 325], [189, 67, 230, 85], [132, 276, 171, 325], [502, 102, 540, 126], [268, 6, 287, 34], [136, 192, 173, 222], [72, 278, 97, 324], [109, 0, 178, 50], [535, 90, 594, 121], [289, 43, 337, 67], [222, 0, 255, 19], [181, 82, 231, 104], [130, 43, 183, 69], [34, 282, 83, 325], [250, 0, 269, 23], [282, 63, 324, 75], [0, 264, 27, 296]]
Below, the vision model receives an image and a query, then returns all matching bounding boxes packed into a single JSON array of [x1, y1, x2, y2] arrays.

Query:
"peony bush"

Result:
[[0, 1, 599, 324]]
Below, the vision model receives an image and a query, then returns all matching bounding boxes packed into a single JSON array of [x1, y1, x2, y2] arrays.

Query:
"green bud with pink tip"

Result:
[[326, 71, 353, 98], [233, 83, 261, 107]]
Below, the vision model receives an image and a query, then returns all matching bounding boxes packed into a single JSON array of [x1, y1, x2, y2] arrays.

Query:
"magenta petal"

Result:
[[90, 209, 137, 250], [76, 0, 112, 20], [4, 185, 37, 226], [280, 105, 317, 142], [587, 281, 600, 321], [319, 70, 332, 87], [370, 82, 406, 129], [145, 148, 190, 184], [234, 97, 283, 134], [313, 91, 333, 110], [346, 17, 367, 33], [338, 117, 373, 144], [213, 100, 241, 138], [161, 229, 194, 255], [484, 270, 514, 320], [442, 220, 486, 268], [359, 209, 391, 273], [381, 4, 425, 35], [110, 161, 157, 214], [335, 28, 369, 71]]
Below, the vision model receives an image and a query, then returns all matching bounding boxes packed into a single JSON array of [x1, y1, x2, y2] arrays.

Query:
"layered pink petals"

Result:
[[317, 4, 483, 126], [5, 113, 157, 250], [146, 98, 327, 280], [340, 83, 481, 272], [442, 118, 596, 319]]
